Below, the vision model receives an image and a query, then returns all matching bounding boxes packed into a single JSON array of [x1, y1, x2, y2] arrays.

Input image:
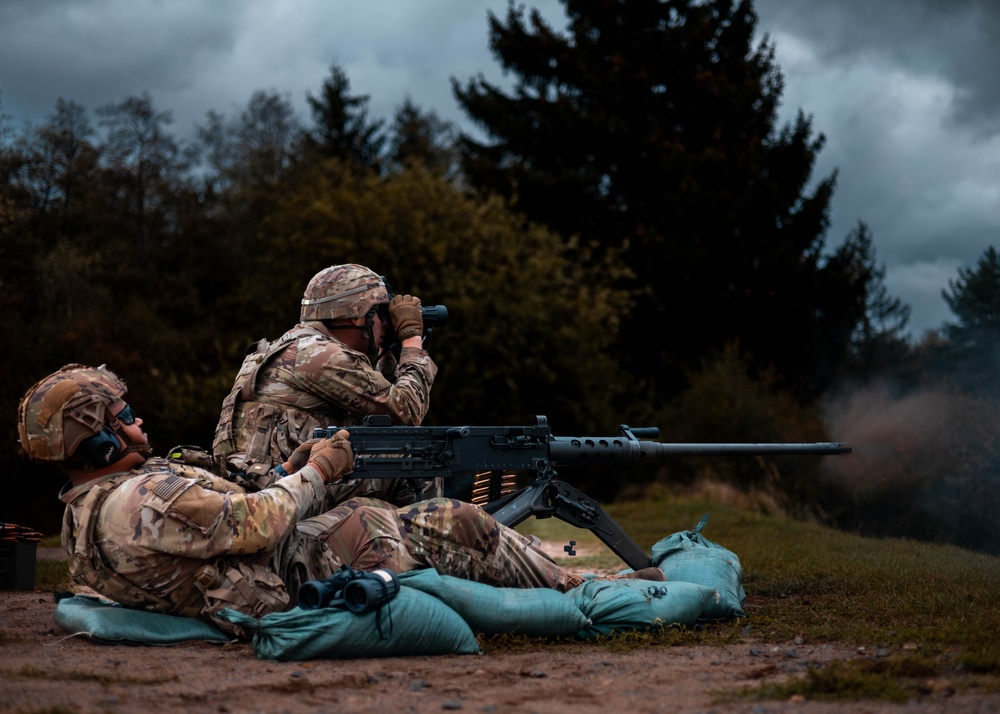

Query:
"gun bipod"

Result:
[[482, 478, 654, 571]]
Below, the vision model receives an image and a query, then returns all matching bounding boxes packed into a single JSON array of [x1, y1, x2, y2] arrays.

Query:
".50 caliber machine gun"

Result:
[[315, 415, 852, 570]]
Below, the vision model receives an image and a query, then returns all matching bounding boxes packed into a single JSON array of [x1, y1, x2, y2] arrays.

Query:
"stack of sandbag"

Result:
[[54, 513, 747, 660]]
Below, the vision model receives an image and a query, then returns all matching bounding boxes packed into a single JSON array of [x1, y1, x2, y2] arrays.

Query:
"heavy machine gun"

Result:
[[315, 415, 852, 570]]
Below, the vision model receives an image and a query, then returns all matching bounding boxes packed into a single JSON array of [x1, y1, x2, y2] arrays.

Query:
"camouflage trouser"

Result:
[[275, 497, 578, 608]]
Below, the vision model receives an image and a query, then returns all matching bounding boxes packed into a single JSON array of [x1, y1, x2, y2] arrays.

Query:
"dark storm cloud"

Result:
[[755, 0, 1000, 134], [755, 0, 1000, 336], [0, 0, 243, 132], [0, 1, 564, 138]]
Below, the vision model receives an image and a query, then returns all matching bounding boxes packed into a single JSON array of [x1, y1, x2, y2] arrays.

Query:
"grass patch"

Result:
[[34, 558, 71, 591], [516, 484, 1000, 703], [751, 659, 914, 703]]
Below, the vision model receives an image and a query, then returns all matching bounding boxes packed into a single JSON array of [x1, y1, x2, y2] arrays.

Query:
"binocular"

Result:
[[297, 566, 400, 614], [376, 303, 448, 329], [376, 275, 448, 333], [418, 304, 448, 327]]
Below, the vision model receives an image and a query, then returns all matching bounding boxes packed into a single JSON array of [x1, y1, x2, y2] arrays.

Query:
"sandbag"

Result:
[[216, 586, 481, 661], [650, 513, 747, 620], [569, 579, 718, 639], [399, 568, 591, 636], [54, 594, 230, 645]]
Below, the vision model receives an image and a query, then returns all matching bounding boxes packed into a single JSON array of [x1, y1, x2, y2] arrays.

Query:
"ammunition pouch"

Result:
[[194, 560, 289, 638]]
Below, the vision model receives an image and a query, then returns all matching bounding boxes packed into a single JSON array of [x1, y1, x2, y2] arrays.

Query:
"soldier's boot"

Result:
[[602, 566, 666, 582], [562, 566, 666, 591]]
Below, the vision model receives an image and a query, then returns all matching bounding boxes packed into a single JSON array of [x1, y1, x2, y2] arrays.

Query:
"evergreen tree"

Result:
[[938, 245, 1000, 396], [822, 221, 912, 383], [943, 245, 1000, 344], [304, 63, 385, 172], [452, 0, 888, 401], [386, 96, 458, 177]]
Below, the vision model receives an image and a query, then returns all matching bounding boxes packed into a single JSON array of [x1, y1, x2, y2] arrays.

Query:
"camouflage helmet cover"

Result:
[[300, 264, 390, 321], [17, 363, 127, 463]]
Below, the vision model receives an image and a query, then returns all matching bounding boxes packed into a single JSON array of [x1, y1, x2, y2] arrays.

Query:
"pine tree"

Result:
[[938, 245, 1000, 396], [386, 97, 458, 177], [453, 0, 893, 400], [943, 246, 1000, 344], [304, 63, 385, 172], [822, 221, 912, 383]]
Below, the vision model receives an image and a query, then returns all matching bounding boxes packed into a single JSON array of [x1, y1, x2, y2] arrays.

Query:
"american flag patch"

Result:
[[153, 475, 187, 500]]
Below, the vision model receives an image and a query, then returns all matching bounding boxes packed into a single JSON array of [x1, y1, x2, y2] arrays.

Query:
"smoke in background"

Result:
[[821, 380, 1000, 555]]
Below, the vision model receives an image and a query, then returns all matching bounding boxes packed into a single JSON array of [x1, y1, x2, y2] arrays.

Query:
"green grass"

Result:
[[29, 534, 71, 591], [514, 485, 1000, 702], [34, 558, 72, 592]]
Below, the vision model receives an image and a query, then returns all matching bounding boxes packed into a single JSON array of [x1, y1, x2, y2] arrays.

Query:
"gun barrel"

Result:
[[642, 442, 853, 457], [547, 436, 851, 465]]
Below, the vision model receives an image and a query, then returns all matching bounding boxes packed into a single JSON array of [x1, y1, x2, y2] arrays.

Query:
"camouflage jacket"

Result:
[[212, 323, 437, 471], [59, 457, 330, 632]]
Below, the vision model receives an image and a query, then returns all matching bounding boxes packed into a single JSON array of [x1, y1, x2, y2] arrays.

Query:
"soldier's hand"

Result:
[[284, 438, 319, 474], [307, 431, 354, 483], [388, 294, 423, 341]]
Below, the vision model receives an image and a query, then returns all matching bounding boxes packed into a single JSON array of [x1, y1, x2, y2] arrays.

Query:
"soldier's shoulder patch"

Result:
[[138, 469, 198, 511], [153, 475, 187, 500]]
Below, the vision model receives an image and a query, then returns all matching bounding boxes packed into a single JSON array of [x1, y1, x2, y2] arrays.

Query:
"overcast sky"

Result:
[[1, 0, 997, 340]]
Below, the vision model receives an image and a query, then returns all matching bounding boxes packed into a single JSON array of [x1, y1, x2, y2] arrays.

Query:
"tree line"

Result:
[[2, 0, 997, 555]]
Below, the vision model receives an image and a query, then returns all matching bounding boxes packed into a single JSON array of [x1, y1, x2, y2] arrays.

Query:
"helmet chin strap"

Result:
[[359, 316, 378, 357], [322, 313, 380, 357]]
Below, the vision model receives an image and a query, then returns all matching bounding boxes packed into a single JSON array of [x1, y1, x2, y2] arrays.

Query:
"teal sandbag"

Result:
[[398, 568, 590, 636], [216, 586, 481, 661], [650, 513, 747, 620], [53, 595, 230, 645], [569, 579, 718, 639]]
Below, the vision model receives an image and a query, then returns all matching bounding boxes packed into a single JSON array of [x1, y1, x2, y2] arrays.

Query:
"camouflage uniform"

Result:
[[213, 265, 439, 506], [59, 459, 580, 638]]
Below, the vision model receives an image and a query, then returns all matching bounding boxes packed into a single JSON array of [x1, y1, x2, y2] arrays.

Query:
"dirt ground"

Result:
[[1, 549, 996, 714]]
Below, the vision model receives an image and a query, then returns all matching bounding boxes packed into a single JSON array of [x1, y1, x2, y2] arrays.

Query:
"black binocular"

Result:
[[376, 303, 448, 329], [418, 304, 448, 327], [297, 566, 400, 614]]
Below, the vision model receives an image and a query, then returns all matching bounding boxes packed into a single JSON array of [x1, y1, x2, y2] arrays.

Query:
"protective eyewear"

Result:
[[114, 404, 137, 426]]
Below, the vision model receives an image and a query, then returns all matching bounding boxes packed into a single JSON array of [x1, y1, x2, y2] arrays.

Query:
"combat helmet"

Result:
[[301, 264, 390, 322], [17, 363, 141, 468]]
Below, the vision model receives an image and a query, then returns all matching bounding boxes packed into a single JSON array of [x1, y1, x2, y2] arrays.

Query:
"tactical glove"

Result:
[[286, 438, 319, 473], [388, 294, 423, 341], [307, 431, 354, 483]]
